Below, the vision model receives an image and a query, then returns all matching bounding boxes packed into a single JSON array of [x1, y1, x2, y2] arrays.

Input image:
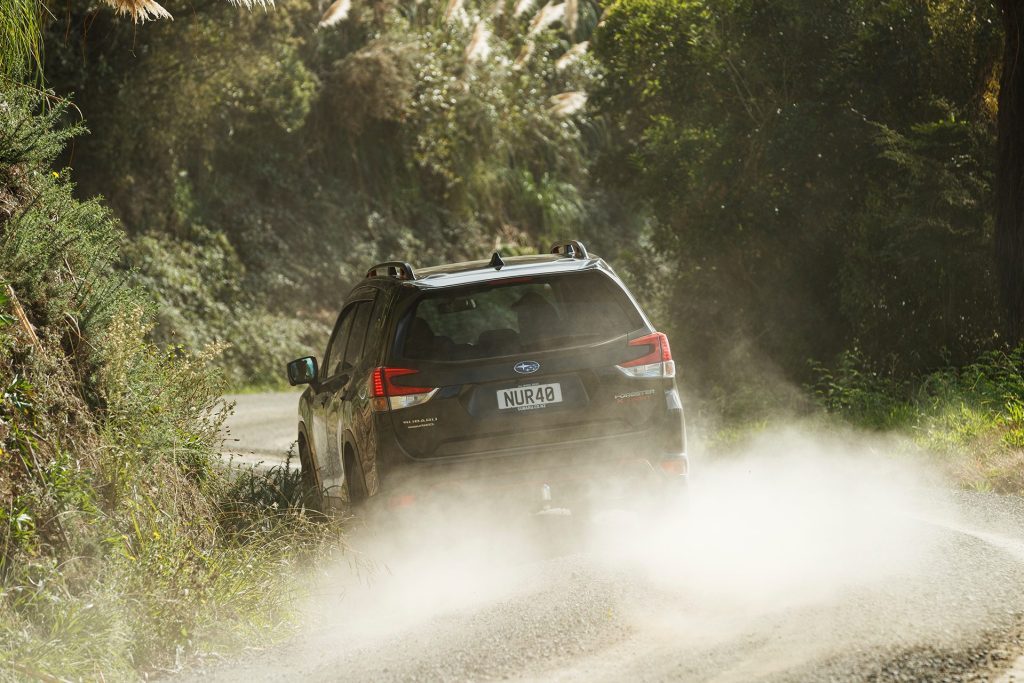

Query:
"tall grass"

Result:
[[0, 0, 42, 81], [0, 79, 339, 680]]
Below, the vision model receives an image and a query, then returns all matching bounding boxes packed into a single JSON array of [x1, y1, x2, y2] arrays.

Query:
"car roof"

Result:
[[402, 254, 612, 289]]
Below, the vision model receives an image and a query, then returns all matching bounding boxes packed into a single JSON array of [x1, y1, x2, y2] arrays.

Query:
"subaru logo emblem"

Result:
[[514, 360, 540, 374]]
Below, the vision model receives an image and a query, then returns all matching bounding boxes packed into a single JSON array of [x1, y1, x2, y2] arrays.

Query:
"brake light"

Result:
[[370, 367, 438, 411], [660, 458, 688, 476], [388, 494, 417, 509], [617, 332, 676, 379]]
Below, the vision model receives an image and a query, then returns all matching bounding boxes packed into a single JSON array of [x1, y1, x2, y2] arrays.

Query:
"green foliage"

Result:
[[225, 446, 315, 514], [812, 350, 917, 430], [839, 117, 999, 367], [593, 0, 1004, 387], [0, 0, 42, 81], [813, 346, 1024, 493], [40, 0, 627, 385], [124, 230, 318, 388], [0, 80, 337, 680]]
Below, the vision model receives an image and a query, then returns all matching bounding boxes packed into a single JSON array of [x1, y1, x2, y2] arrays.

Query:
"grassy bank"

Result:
[[812, 348, 1024, 495], [694, 346, 1024, 496], [0, 82, 337, 680]]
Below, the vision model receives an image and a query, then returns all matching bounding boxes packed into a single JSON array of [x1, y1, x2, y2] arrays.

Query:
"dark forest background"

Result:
[[31, 0, 1015, 395]]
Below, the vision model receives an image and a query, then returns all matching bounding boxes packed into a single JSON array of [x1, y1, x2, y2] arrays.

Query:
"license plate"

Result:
[[498, 383, 563, 411]]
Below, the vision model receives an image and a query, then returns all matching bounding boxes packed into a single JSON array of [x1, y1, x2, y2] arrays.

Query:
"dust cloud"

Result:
[[591, 427, 950, 611], [303, 426, 955, 652]]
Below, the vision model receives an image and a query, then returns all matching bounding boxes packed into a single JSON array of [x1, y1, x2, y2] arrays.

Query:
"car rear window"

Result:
[[401, 272, 644, 360]]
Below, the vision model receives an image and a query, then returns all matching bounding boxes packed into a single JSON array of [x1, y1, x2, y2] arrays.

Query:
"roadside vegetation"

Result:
[[38, 0, 617, 388], [0, 81, 338, 680], [700, 345, 1024, 495], [813, 348, 1024, 494]]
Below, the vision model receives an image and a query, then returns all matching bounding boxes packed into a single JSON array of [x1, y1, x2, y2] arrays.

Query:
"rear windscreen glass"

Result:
[[401, 272, 644, 360]]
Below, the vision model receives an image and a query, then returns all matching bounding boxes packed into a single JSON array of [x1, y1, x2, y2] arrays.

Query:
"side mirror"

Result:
[[287, 356, 318, 386]]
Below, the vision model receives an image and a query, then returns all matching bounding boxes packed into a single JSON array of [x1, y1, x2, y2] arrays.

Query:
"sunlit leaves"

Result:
[[0, 0, 43, 80]]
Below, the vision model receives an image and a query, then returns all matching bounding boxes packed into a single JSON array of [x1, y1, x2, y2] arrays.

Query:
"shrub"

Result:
[[0, 79, 336, 680], [812, 346, 1024, 493]]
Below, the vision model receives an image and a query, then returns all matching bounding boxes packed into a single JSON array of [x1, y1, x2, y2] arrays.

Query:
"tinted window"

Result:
[[344, 301, 374, 369], [364, 290, 390, 354], [402, 272, 643, 360], [324, 305, 356, 378]]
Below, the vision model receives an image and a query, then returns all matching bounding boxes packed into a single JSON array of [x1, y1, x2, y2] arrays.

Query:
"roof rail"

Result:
[[550, 240, 588, 259], [366, 261, 416, 281]]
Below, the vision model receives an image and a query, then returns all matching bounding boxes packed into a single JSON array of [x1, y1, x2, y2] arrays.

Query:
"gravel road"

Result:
[[220, 391, 304, 468], [201, 392, 1024, 682]]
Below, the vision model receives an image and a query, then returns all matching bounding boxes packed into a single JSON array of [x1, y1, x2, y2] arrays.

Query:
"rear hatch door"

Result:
[[384, 271, 667, 460]]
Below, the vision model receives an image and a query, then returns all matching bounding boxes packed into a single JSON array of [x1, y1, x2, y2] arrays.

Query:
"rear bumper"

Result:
[[371, 383, 687, 512], [375, 427, 687, 512], [378, 385, 686, 464]]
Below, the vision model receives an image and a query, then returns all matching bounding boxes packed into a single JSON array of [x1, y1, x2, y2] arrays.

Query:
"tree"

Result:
[[996, 0, 1024, 346], [39, 0, 614, 385], [593, 0, 1002, 384]]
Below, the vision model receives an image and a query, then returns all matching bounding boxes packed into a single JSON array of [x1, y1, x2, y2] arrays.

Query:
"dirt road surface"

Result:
[[221, 391, 304, 468], [202, 392, 1024, 682]]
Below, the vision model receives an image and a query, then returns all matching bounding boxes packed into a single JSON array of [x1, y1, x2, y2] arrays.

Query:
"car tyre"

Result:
[[344, 446, 369, 507], [298, 434, 325, 513]]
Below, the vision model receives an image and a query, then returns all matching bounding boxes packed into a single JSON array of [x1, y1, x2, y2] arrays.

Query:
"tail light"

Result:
[[388, 494, 417, 509], [659, 458, 688, 476], [370, 367, 438, 411], [617, 332, 676, 379]]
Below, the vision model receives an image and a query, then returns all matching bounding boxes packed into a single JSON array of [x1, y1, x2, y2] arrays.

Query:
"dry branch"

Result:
[[5, 283, 39, 349]]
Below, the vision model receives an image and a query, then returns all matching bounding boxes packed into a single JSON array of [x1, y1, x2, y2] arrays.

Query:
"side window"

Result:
[[343, 300, 375, 370], [323, 304, 357, 379], [364, 291, 390, 354]]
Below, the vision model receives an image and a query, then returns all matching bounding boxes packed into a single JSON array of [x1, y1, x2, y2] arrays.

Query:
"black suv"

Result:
[[286, 241, 687, 513]]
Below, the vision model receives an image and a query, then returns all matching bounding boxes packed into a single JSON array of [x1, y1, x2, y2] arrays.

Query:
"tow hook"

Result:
[[534, 483, 571, 516]]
